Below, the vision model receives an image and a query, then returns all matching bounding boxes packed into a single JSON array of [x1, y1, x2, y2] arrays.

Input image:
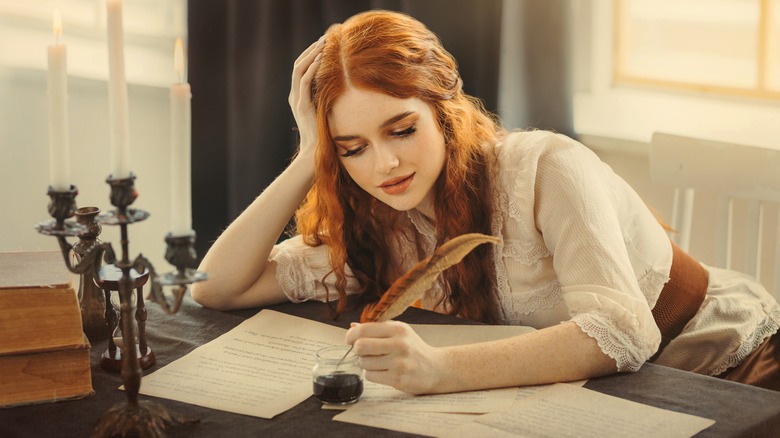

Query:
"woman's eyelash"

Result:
[[340, 145, 366, 157], [392, 126, 416, 137], [339, 125, 416, 157]]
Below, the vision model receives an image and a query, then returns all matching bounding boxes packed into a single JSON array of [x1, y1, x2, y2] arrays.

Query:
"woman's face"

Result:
[[328, 86, 446, 219]]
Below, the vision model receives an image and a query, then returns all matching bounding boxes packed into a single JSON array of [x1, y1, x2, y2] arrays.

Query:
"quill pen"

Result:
[[359, 232, 500, 323], [336, 233, 499, 367]]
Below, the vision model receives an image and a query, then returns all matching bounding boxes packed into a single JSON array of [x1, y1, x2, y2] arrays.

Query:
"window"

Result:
[[573, 0, 780, 153], [614, 0, 779, 100], [0, 0, 186, 87]]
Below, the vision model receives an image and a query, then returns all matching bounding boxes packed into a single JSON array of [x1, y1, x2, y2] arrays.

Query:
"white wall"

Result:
[[0, 66, 173, 273]]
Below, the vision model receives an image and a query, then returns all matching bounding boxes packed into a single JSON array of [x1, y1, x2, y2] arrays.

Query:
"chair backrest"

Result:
[[649, 132, 780, 299]]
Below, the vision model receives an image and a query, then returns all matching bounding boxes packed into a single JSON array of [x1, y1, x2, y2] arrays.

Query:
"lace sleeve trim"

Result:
[[571, 312, 656, 372], [271, 244, 320, 303]]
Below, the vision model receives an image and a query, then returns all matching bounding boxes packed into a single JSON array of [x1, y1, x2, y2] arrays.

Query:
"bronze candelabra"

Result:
[[36, 174, 206, 437]]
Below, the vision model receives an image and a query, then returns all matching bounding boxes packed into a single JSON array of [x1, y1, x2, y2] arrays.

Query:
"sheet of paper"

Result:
[[331, 383, 584, 437], [333, 381, 521, 413], [438, 421, 525, 437], [456, 383, 715, 438], [333, 408, 477, 437], [323, 379, 579, 413], [138, 309, 345, 419]]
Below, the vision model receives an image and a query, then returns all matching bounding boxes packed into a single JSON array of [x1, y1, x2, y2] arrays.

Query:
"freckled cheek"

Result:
[[341, 163, 374, 191]]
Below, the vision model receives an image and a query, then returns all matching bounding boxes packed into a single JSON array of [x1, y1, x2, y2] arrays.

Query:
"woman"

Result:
[[192, 10, 780, 394]]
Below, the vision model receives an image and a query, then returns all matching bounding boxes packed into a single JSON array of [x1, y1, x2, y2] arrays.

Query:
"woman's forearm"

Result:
[[191, 155, 315, 309], [351, 319, 620, 395], [431, 321, 617, 393], [434, 322, 617, 392]]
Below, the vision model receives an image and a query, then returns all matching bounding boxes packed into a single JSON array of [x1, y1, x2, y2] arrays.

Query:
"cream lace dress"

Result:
[[271, 130, 780, 376]]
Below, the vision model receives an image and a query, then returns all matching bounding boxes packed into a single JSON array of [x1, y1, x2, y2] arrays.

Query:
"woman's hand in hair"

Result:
[[346, 321, 447, 395], [289, 36, 324, 161]]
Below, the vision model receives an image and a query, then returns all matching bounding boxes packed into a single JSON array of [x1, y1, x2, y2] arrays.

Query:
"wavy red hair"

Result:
[[294, 10, 504, 323]]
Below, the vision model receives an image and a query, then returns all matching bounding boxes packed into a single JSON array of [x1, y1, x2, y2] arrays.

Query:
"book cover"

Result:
[[0, 251, 84, 355], [0, 338, 94, 408], [0, 251, 94, 407]]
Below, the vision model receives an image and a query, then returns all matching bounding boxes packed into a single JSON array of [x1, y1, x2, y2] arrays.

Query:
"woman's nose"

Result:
[[375, 143, 400, 174]]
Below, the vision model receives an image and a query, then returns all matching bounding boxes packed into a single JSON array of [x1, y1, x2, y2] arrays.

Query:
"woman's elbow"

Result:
[[190, 281, 232, 311], [190, 275, 288, 310]]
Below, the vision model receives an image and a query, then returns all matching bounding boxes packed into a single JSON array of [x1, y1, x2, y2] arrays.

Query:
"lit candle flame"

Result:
[[174, 37, 185, 83], [53, 10, 62, 42]]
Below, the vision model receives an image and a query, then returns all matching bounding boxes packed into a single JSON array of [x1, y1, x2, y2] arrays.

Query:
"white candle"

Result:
[[170, 38, 192, 235], [106, 0, 131, 179], [47, 11, 71, 191]]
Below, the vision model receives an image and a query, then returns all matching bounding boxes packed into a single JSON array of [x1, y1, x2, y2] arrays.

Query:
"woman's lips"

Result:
[[379, 173, 414, 195]]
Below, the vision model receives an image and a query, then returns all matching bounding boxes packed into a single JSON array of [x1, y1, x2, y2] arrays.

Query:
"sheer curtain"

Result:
[[188, 0, 571, 258]]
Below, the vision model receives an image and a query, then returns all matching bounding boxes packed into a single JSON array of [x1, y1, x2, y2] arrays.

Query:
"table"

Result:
[[2, 297, 780, 437]]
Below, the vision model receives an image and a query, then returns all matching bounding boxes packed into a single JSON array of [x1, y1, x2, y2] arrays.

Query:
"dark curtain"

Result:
[[497, 0, 574, 136], [188, 0, 571, 257], [189, 0, 503, 258]]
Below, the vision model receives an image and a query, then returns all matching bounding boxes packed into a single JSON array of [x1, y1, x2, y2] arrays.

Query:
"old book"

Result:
[[0, 251, 94, 407], [0, 337, 94, 407]]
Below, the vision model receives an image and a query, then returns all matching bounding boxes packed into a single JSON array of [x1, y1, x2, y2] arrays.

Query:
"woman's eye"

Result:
[[340, 144, 367, 158], [391, 126, 416, 138]]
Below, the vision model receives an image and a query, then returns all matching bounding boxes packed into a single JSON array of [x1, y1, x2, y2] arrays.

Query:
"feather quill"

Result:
[[360, 233, 499, 323]]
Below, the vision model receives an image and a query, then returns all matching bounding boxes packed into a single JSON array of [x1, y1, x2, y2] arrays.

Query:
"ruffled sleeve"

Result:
[[530, 134, 662, 371], [270, 235, 360, 303]]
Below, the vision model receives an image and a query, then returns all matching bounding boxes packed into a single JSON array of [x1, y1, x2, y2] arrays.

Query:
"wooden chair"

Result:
[[649, 132, 780, 299]]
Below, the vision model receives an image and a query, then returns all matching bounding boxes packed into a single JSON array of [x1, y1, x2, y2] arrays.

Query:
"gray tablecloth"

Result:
[[2, 297, 779, 437]]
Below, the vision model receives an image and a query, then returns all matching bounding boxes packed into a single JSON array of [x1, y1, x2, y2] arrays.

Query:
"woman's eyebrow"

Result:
[[380, 111, 415, 129], [332, 111, 416, 142]]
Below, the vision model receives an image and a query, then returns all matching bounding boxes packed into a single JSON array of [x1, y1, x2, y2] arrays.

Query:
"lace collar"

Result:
[[405, 209, 436, 239]]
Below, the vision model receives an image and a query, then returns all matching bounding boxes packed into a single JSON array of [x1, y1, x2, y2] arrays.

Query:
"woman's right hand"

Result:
[[289, 37, 325, 159]]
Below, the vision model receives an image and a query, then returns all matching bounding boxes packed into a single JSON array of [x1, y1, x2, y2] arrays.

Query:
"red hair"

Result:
[[294, 10, 504, 323]]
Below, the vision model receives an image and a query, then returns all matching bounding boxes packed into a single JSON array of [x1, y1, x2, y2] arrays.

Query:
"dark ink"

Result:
[[312, 372, 363, 404]]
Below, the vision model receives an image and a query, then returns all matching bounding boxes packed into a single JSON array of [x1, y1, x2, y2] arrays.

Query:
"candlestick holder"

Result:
[[136, 232, 207, 316], [96, 263, 153, 373], [36, 174, 205, 437], [72, 206, 109, 343], [36, 186, 116, 287]]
